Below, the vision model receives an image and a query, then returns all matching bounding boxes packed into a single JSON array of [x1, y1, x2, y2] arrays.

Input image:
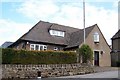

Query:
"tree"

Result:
[[78, 44, 93, 63]]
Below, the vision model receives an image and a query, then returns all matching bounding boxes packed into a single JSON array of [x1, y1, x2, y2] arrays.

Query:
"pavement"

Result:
[[93, 66, 119, 72], [55, 67, 120, 79], [57, 70, 119, 78]]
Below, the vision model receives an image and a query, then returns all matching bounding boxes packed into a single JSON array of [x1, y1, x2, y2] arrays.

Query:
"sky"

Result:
[[0, 0, 119, 46]]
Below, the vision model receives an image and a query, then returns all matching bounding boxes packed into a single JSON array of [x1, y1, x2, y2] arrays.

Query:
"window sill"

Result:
[[94, 42, 99, 44]]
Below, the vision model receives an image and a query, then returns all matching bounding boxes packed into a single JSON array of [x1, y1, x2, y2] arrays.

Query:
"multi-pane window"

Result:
[[30, 44, 47, 51], [35, 44, 39, 50], [30, 44, 34, 50], [43, 45, 47, 50], [49, 30, 65, 37], [94, 32, 99, 42]]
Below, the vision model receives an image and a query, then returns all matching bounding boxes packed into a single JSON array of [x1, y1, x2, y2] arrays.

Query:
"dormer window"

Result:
[[49, 30, 65, 37], [94, 32, 99, 43]]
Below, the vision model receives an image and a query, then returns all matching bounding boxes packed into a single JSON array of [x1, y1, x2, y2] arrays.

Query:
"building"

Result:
[[111, 30, 120, 66], [8, 21, 111, 66], [1, 41, 13, 48]]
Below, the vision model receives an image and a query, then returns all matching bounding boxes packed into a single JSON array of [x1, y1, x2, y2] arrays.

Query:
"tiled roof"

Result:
[[1, 41, 13, 48], [9, 21, 96, 48], [66, 24, 95, 48], [20, 21, 79, 45], [112, 29, 120, 39]]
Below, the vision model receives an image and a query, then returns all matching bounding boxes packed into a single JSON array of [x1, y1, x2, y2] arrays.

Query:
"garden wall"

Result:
[[2, 63, 94, 79]]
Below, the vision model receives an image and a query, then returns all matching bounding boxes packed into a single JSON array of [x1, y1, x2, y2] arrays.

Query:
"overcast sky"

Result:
[[0, 0, 119, 46]]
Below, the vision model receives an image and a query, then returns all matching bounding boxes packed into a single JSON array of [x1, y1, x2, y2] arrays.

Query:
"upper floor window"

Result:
[[49, 30, 65, 37], [94, 32, 99, 43], [30, 44, 47, 51]]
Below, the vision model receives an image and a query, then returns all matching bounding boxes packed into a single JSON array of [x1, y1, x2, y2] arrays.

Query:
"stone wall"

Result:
[[2, 63, 94, 79]]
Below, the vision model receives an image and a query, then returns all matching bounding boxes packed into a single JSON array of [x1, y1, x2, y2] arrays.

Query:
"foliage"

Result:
[[2, 48, 77, 64], [78, 44, 93, 63]]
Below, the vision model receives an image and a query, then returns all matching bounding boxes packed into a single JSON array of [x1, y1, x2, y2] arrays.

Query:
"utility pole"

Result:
[[83, 0, 86, 44], [77, 0, 86, 63]]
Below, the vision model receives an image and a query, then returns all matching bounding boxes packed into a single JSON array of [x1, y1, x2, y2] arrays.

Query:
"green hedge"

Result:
[[2, 48, 77, 64]]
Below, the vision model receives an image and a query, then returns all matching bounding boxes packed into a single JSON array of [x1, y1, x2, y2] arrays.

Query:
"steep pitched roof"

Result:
[[50, 23, 79, 33], [9, 21, 97, 48], [112, 29, 120, 39], [18, 21, 79, 45], [66, 24, 96, 48]]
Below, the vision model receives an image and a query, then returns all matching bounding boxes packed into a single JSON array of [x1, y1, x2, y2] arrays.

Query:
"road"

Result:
[[57, 70, 119, 78], [2, 70, 119, 80]]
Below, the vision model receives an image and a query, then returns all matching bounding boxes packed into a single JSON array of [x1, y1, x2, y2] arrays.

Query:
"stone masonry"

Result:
[[2, 63, 94, 79]]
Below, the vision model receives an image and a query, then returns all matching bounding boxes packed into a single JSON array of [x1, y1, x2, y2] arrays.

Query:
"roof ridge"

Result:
[[81, 24, 97, 30], [70, 24, 97, 35], [40, 20, 80, 30]]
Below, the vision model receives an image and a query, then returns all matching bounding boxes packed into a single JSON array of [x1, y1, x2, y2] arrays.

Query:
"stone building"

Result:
[[111, 30, 120, 66]]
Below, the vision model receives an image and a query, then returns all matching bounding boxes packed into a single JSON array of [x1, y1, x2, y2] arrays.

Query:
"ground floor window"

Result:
[[54, 47, 58, 51], [30, 44, 47, 51]]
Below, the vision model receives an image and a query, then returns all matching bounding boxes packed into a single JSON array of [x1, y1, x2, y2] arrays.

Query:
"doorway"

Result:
[[94, 51, 99, 66]]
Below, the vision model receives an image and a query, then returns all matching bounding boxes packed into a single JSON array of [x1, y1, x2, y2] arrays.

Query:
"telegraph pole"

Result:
[[77, 0, 86, 63], [83, 0, 86, 44]]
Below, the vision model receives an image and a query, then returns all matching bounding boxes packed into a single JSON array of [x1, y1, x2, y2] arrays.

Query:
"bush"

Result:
[[78, 44, 93, 63], [2, 48, 77, 64]]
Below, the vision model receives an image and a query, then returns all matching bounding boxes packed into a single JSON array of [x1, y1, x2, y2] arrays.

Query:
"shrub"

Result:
[[2, 48, 77, 64], [78, 44, 93, 63]]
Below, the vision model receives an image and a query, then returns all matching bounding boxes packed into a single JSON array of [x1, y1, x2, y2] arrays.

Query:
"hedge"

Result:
[[2, 48, 77, 64]]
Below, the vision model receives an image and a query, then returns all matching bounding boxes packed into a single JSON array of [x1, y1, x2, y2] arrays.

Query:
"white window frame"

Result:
[[94, 32, 99, 43], [30, 44, 47, 51], [54, 47, 58, 51], [30, 44, 35, 50], [35, 44, 40, 50], [59, 31, 65, 37], [49, 30, 65, 37], [43, 45, 47, 50]]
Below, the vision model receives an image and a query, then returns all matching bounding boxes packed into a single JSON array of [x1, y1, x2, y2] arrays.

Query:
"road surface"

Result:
[[57, 70, 119, 78]]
